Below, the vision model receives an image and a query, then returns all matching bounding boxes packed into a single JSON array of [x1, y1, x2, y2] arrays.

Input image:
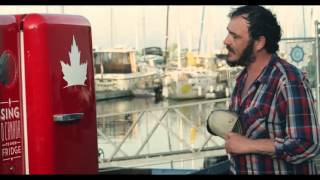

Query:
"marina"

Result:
[[0, 5, 320, 174]]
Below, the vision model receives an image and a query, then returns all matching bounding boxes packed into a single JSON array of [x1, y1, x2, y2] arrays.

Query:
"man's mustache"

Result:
[[226, 45, 235, 53]]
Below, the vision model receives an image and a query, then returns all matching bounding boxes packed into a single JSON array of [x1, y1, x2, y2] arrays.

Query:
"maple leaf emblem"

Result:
[[60, 35, 87, 88]]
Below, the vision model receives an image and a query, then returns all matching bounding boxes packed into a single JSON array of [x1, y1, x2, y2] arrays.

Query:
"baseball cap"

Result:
[[206, 109, 243, 139]]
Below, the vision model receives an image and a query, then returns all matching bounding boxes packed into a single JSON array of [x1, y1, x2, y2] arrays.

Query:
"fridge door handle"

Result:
[[53, 113, 84, 122]]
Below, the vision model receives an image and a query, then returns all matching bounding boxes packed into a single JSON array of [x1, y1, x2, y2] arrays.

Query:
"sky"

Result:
[[0, 5, 319, 53]]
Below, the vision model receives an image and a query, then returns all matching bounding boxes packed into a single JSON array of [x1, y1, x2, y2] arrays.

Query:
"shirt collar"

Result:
[[256, 54, 278, 84], [235, 54, 278, 85]]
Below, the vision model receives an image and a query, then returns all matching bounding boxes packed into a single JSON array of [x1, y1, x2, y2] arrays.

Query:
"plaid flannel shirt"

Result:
[[229, 54, 320, 174]]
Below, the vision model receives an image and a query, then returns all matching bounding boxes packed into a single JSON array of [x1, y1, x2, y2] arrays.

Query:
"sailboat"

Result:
[[162, 51, 232, 100], [162, 6, 229, 100]]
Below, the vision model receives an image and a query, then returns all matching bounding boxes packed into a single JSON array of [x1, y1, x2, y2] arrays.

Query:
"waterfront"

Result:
[[96, 96, 229, 171]]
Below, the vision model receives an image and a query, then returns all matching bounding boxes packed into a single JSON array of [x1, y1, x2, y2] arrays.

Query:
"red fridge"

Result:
[[0, 14, 98, 174]]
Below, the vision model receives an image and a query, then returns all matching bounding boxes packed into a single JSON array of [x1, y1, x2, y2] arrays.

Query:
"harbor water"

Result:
[[96, 96, 229, 171]]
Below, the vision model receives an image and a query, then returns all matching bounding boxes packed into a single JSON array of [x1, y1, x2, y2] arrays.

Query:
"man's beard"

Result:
[[226, 39, 255, 67]]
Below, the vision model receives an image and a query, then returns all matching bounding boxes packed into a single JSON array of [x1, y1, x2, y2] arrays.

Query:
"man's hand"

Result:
[[225, 132, 252, 154]]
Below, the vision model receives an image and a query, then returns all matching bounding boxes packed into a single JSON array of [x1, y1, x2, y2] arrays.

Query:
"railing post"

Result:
[[135, 110, 170, 156], [315, 20, 320, 121], [108, 111, 145, 161]]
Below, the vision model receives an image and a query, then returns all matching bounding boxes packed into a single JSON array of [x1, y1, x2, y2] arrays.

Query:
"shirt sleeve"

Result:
[[273, 79, 320, 164]]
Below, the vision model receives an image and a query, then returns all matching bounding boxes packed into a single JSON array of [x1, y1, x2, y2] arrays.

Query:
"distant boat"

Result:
[[93, 47, 162, 100], [163, 53, 234, 100], [163, 67, 218, 99], [138, 47, 165, 69]]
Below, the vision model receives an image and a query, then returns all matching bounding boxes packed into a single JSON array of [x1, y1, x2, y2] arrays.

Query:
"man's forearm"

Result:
[[248, 139, 275, 156], [225, 132, 276, 155]]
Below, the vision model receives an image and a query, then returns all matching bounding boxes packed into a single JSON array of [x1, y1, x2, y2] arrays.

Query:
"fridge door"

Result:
[[22, 14, 97, 174]]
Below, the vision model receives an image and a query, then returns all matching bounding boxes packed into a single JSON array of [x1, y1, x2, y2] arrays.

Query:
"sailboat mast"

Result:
[[187, 29, 192, 52], [135, 8, 139, 52], [177, 7, 181, 68], [302, 6, 306, 37], [164, 6, 170, 67], [198, 6, 205, 55], [142, 7, 146, 60], [110, 7, 114, 48]]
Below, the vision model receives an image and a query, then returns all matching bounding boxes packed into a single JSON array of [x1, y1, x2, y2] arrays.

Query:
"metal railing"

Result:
[[97, 98, 230, 171]]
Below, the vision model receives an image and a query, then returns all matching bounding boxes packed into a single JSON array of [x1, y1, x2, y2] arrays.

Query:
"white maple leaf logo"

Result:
[[60, 35, 87, 88]]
